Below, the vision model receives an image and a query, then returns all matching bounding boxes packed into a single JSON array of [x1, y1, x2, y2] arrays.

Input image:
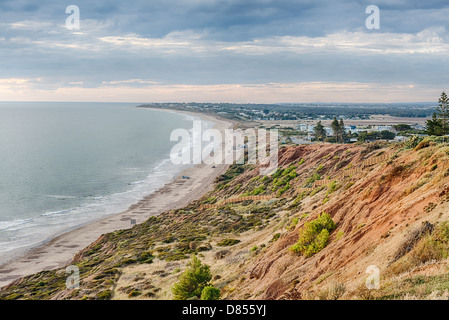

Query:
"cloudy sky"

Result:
[[1, 0, 449, 103]]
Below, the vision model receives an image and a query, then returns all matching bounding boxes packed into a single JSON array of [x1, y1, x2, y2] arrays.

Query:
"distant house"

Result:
[[375, 125, 393, 132], [298, 123, 308, 132], [412, 124, 425, 131], [345, 125, 356, 131], [306, 135, 315, 141], [394, 136, 407, 142], [324, 127, 334, 136]]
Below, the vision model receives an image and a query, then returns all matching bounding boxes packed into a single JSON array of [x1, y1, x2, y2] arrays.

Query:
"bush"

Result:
[[409, 222, 449, 264], [128, 290, 142, 298], [138, 251, 154, 263], [270, 233, 281, 242], [415, 139, 431, 151], [304, 172, 321, 187], [318, 282, 346, 300], [200, 286, 221, 300], [216, 239, 240, 246], [287, 217, 299, 231], [272, 165, 297, 192], [251, 185, 266, 195], [435, 221, 449, 242], [290, 213, 336, 257], [97, 290, 112, 300], [172, 255, 212, 300], [402, 135, 424, 149], [277, 184, 291, 196], [327, 181, 339, 195]]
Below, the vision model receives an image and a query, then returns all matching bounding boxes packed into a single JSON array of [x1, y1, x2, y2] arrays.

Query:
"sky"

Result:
[[1, 0, 449, 103]]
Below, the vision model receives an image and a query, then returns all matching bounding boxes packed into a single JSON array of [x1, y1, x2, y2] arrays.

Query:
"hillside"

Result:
[[3, 136, 449, 300]]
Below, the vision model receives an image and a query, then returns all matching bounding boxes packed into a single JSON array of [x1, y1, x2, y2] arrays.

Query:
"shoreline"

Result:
[[0, 108, 233, 289]]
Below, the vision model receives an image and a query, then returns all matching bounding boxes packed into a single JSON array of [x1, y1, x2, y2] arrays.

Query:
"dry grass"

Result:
[[316, 281, 347, 300], [391, 221, 434, 264]]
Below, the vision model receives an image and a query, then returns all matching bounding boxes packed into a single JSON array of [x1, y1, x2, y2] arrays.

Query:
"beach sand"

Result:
[[0, 109, 233, 289]]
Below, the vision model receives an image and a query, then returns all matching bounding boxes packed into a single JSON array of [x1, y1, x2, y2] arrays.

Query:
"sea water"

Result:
[[0, 102, 211, 264]]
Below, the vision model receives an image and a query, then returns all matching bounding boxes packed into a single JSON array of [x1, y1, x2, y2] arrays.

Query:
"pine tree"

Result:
[[339, 119, 346, 143], [331, 118, 340, 143], [314, 121, 326, 142], [426, 112, 442, 136], [172, 255, 212, 300], [437, 91, 449, 136]]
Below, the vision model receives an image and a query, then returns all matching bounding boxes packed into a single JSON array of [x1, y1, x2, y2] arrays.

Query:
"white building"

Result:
[[375, 125, 393, 132]]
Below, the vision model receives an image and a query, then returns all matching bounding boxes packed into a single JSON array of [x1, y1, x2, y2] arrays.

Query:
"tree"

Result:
[[393, 124, 412, 132], [331, 118, 340, 142], [172, 255, 212, 300], [330, 118, 346, 143], [426, 112, 442, 136], [380, 130, 396, 140], [357, 131, 368, 142], [200, 286, 221, 300], [437, 91, 449, 136], [314, 121, 327, 141], [339, 119, 346, 143]]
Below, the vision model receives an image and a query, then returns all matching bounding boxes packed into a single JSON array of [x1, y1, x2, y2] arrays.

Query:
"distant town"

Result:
[[139, 102, 433, 144]]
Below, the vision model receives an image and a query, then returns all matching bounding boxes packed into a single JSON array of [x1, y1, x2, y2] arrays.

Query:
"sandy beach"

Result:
[[0, 109, 233, 289]]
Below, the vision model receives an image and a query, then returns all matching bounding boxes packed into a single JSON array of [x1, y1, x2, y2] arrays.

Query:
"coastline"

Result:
[[0, 108, 233, 289]]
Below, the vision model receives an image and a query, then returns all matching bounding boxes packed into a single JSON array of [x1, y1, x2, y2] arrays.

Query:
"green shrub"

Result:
[[215, 164, 245, 186], [200, 286, 221, 300], [270, 233, 281, 242], [335, 230, 344, 241], [327, 181, 339, 195], [402, 135, 424, 150], [305, 173, 321, 187], [251, 184, 266, 195], [128, 290, 142, 298], [344, 182, 354, 190], [287, 217, 299, 231], [272, 168, 284, 179], [204, 197, 217, 204], [277, 184, 291, 196], [172, 255, 212, 300], [408, 221, 449, 265], [300, 212, 310, 220], [435, 221, 449, 242], [138, 251, 154, 263], [97, 290, 112, 300], [216, 238, 240, 246], [290, 213, 336, 257], [290, 194, 303, 208], [272, 165, 297, 191]]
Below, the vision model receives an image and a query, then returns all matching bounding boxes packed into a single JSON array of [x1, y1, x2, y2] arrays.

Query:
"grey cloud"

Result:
[[1, 0, 449, 95]]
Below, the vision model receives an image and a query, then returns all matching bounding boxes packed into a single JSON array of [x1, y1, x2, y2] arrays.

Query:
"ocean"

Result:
[[0, 102, 211, 264]]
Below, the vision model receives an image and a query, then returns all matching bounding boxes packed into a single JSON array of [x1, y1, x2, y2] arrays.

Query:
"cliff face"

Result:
[[3, 138, 449, 300], [225, 138, 449, 300]]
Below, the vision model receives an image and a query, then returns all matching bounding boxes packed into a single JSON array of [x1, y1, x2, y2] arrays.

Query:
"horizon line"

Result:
[[0, 100, 437, 105]]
